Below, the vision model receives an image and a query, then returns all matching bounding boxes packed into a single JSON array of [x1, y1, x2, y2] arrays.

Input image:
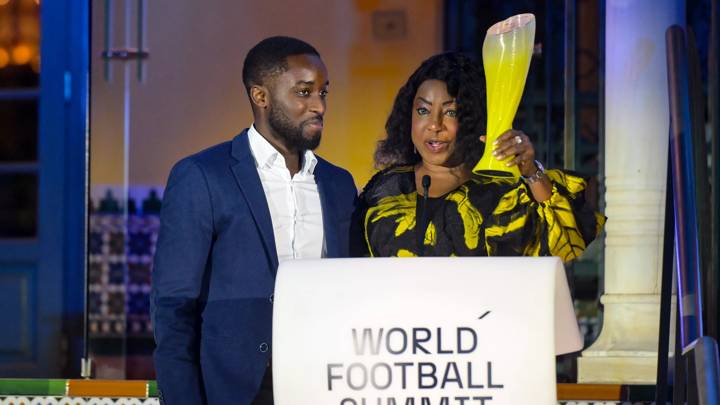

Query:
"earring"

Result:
[[413, 145, 417, 154]]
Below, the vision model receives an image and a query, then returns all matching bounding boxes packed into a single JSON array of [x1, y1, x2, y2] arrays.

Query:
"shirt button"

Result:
[[269, 294, 274, 304], [259, 342, 269, 353]]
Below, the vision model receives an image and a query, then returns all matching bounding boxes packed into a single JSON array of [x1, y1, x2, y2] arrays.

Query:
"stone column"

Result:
[[577, 0, 685, 384]]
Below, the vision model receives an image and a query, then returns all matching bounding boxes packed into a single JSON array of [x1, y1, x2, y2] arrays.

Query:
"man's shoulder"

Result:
[[166, 135, 241, 185], [365, 165, 414, 189], [359, 165, 414, 203], [182, 139, 234, 167], [315, 155, 354, 183]]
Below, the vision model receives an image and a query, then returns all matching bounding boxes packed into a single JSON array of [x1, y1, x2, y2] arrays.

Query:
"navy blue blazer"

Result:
[[151, 130, 357, 404]]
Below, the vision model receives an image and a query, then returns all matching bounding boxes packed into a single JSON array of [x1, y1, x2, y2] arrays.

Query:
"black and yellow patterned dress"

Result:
[[352, 165, 605, 262]]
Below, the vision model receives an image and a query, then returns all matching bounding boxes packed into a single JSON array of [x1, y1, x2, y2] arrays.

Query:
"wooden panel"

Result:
[[557, 383, 623, 400], [68, 379, 149, 397], [0, 379, 635, 401]]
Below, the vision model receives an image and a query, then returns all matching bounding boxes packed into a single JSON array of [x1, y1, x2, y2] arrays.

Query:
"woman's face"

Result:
[[411, 79, 459, 168]]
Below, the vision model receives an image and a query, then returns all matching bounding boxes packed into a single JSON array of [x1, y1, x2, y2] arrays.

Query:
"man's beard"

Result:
[[267, 104, 322, 152]]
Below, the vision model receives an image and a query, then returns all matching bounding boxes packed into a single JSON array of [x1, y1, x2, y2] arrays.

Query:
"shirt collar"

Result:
[[248, 124, 318, 175]]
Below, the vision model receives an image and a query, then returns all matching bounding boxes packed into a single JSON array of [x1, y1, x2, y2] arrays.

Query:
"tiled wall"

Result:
[[0, 398, 664, 404], [88, 214, 158, 340], [0, 399, 159, 405]]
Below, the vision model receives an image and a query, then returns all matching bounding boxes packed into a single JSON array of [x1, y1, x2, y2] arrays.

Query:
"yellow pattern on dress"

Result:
[[397, 249, 417, 257], [364, 192, 417, 257], [365, 192, 417, 237], [483, 184, 532, 255], [445, 185, 484, 250], [543, 170, 607, 243], [424, 222, 437, 247], [539, 170, 600, 262], [537, 191, 585, 262], [362, 166, 604, 261]]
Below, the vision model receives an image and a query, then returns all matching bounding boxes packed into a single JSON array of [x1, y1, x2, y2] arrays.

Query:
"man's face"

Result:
[[266, 54, 329, 152]]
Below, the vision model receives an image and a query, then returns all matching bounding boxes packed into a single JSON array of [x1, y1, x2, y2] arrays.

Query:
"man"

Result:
[[151, 36, 357, 404]]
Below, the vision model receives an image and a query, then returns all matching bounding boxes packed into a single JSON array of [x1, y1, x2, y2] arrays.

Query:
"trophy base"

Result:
[[473, 169, 518, 178], [472, 155, 521, 178]]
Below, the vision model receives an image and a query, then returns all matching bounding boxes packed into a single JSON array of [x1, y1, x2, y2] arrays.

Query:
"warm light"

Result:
[[353, 0, 380, 12], [0, 48, 9, 68], [0, 0, 10, 6], [11, 44, 32, 65]]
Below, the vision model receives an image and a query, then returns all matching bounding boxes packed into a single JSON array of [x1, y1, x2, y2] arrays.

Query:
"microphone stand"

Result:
[[419, 175, 431, 257]]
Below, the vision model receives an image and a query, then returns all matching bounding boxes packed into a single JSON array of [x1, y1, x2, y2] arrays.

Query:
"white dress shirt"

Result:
[[247, 125, 325, 262]]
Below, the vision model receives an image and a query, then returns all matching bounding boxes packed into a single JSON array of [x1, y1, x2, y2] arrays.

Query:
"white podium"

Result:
[[272, 257, 582, 405]]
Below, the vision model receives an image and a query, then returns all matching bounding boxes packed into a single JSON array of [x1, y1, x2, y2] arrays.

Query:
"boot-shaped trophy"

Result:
[[473, 13, 535, 177]]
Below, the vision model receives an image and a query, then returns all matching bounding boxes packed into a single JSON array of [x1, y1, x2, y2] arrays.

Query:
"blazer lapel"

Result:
[[315, 160, 339, 257], [230, 130, 279, 272]]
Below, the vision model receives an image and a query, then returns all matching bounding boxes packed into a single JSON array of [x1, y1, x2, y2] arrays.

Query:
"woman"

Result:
[[352, 52, 604, 261]]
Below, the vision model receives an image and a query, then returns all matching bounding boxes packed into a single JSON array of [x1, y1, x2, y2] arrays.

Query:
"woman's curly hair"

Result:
[[374, 52, 487, 169]]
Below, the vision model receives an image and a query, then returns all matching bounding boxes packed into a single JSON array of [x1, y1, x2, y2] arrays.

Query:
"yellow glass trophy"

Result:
[[473, 13, 536, 177]]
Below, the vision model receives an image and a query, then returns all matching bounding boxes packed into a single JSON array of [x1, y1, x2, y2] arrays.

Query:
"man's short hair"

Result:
[[242, 36, 320, 93]]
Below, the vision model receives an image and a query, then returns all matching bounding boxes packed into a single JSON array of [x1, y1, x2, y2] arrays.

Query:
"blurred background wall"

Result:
[[90, 0, 443, 195]]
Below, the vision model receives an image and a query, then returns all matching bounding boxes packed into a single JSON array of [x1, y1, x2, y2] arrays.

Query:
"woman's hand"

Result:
[[480, 129, 537, 177], [481, 130, 551, 202]]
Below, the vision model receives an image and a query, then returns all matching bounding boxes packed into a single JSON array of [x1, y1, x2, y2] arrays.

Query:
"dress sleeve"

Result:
[[484, 169, 606, 263], [534, 170, 606, 262], [351, 170, 389, 257], [349, 189, 371, 257]]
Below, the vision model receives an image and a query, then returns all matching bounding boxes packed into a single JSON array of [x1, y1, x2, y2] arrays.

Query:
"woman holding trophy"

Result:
[[352, 14, 604, 260]]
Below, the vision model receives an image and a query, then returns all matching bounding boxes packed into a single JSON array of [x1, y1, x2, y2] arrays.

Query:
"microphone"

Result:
[[418, 175, 431, 256], [422, 175, 432, 193]]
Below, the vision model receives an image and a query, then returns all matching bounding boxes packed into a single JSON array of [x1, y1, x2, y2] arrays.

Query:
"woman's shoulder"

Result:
[[359, 165, 415, 204]]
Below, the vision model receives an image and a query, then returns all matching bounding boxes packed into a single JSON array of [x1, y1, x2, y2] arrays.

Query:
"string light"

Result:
[[0, 48, 9, 68], [0, 0, 40, 70], [11, 43, 32, 65]]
